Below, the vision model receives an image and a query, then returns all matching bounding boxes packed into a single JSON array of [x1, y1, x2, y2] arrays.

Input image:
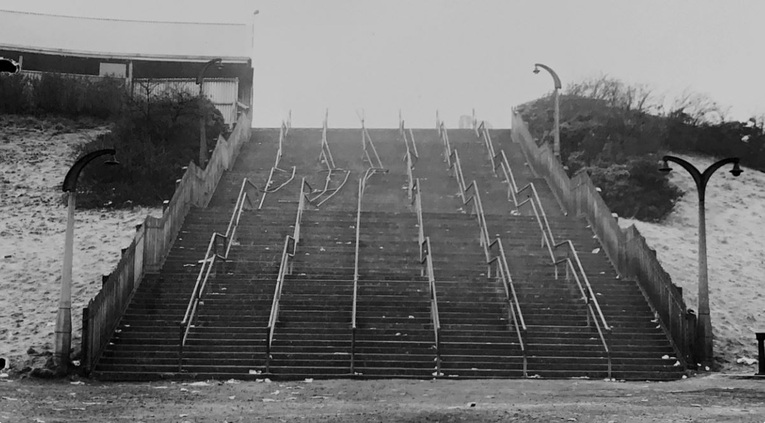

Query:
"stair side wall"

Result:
[[82, 111, 252, 374]]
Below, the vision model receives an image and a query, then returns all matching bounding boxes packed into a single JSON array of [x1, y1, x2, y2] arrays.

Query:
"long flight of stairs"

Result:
[[90, 124, 685, 381]]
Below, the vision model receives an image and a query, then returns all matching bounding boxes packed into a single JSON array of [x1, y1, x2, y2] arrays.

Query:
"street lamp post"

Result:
[[659, 155, 742, 366], [196, 58, 223, 167], [54, 149, 118, 373], [533, 63, 562, 160]]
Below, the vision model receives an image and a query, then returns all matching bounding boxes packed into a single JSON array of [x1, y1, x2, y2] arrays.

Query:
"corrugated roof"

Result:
[[0, 9, 252, 62]]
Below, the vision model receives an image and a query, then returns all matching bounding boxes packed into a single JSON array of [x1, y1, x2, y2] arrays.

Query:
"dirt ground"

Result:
[[0, 374, 763, 422]]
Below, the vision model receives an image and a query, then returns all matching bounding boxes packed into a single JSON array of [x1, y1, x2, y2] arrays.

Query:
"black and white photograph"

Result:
[[0, 1, 763, 421]]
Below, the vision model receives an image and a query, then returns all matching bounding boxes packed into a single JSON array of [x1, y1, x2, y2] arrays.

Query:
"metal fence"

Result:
[[131, 77, 240, 125], [510, 111, 693, 366]]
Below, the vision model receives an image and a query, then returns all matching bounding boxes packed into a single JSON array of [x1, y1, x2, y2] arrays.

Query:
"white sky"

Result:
[[3, 0, 764, 128]]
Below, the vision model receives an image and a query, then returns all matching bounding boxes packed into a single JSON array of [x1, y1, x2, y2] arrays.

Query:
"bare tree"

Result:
[[565, 74, 658, 113], [670, 88, 730, 124]]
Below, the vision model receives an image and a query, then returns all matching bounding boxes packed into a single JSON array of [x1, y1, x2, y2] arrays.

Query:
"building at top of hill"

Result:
[[0, 9, 256, 125]]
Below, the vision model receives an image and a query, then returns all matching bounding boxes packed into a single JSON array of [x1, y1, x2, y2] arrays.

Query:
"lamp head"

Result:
[[659, 160, 672, 173], [533, 65, 540, 74], [730, 161, 742, 177]]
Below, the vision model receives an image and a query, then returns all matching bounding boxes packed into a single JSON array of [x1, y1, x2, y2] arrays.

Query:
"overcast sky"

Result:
[[3, 0, 764, 128]]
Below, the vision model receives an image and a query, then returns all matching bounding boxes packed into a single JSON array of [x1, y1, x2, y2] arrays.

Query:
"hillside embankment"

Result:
[[0, 115, 159, 373], [619, 152, 764, 372]]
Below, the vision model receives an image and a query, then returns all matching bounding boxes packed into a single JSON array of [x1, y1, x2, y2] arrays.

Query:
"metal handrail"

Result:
[[265, 235, 295, 372], [351, 176, 364, 374], [445, 146, 528, 369], [399, 116, 419, 160], [405, 148, 415, 200], [310, 169, 352, 207], [408, 128, 419, 158], [178, 177, 255, 370], [258, 121, 296, 209], [410, 180, 441, 375], [311, 111, 351, 207], [421, 236, 442, 376], [476, 117, 611, 375], [360, 119, 384, 169], [439, 122, 452, 166], [555, 240, 610, 331], [265, 178, 310, 371], [319, 109, 336, 169], [555, 252, 612, 378]]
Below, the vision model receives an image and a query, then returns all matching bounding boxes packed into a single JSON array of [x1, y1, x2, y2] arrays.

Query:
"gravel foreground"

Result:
[[0, 374, 763, 422]]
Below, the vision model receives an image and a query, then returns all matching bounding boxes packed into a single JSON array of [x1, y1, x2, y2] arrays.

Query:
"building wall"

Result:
[[0, 48, 253, 106]]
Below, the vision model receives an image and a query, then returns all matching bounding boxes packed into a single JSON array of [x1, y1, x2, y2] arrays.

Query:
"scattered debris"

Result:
[[736, 357, 757, 365]]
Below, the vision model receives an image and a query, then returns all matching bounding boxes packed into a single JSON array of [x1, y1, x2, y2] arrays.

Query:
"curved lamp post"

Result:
[[196, 58, 223, 167], [660, 155, 742, 366], [54, 149, 118, 373], [533, 63, 562, 160]]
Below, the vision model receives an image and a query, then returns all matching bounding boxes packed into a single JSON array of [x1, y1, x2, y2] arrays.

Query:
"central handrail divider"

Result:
[[409, 179, 441, 375], [265, 177, 312, 372], [178, 176, 256, 371], [476, 115, 611, 377]]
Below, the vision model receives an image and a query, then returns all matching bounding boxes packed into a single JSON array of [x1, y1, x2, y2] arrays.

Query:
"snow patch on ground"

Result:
[[0, 115, 160, 371], [618, 152, 765, 370]]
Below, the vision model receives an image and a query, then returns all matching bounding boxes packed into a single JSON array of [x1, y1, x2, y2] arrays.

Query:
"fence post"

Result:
[[81, 306, 89, 374]]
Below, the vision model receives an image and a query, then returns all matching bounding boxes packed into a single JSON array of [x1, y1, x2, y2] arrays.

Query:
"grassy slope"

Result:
[[619, 152, 765, 371]]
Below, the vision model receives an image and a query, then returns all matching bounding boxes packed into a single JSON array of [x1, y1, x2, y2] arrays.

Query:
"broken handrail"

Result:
[[178, 177, 254, 370], [259, 122, 296, 209], [309, 169, 352, 207]]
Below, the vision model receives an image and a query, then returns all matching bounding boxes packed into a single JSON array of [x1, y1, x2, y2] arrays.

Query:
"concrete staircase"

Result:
[[91, 125, 684, 381]]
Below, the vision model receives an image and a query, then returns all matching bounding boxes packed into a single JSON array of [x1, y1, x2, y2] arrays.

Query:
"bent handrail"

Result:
[[259, 120, 296, 209]]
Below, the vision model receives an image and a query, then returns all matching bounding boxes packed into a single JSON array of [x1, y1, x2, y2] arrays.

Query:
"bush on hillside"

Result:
[[585, 156, 683, 222], [75, 91, 225, 208], [0, 72, 125, 118]]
